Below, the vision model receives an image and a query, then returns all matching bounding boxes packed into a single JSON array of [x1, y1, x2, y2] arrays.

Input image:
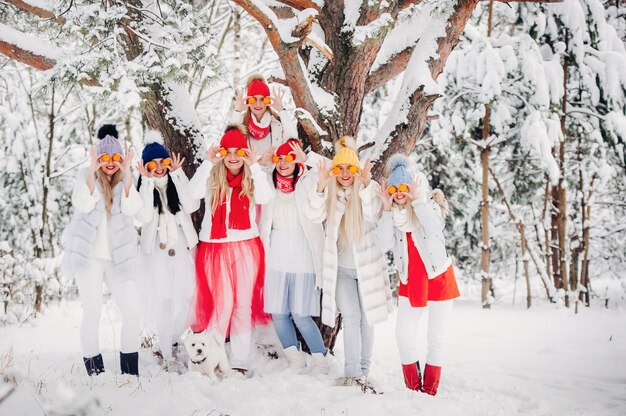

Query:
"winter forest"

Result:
[[1, 0, 625, 415]]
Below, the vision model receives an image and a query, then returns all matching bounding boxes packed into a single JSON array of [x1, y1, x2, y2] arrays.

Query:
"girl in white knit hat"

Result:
[[61, 124, 143, 376]]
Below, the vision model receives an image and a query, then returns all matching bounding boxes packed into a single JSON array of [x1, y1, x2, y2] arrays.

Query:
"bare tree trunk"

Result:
[[489, 168, 532, 308], [480, 128, 492, 307], [558, 30, 570, 306]]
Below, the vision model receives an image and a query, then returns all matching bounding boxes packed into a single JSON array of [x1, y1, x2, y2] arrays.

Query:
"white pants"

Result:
[[75, 259, 141, 358], [395, 297, 454, 366]]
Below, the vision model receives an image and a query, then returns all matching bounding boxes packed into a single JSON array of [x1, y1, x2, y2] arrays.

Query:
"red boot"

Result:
[[401, 362, 422, 391], [422, 364, 442, 395]]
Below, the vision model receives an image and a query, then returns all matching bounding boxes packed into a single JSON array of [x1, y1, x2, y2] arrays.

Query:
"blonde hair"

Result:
[[96, 169, 122, 216], [327, 179, 363, 251], [208, 161, 255, 214]]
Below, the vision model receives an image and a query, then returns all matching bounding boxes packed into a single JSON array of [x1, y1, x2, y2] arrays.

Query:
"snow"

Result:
[[1, 300, 625, 415], [520, 112, 559, 185], [0, 23, 63, 62]]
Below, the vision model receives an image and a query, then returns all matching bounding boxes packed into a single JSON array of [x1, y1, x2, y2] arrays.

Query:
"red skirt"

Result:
[[398, 232, 460, 308], [191, 237, 270, 334]]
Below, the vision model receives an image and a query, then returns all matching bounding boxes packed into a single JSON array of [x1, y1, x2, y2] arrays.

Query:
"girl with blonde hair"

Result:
[[303, 136, 392, 390], [188, 125, 273, 374], [378, 154, 460, 396], [62, 124, 142, 376]]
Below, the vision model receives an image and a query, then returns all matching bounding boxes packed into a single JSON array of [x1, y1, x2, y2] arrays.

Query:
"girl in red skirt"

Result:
[[379, 154, 460, 396], [188, 125, 272, 373]]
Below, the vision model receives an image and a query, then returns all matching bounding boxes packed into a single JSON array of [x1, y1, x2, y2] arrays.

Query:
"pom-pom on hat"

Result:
[[246, 74, 270, 98], [220, 125, 248, 149], [141, 130, 170, 162], [386, 154, 413, 188], [96, 124, 123, 156], [332, 136, 359, 168]]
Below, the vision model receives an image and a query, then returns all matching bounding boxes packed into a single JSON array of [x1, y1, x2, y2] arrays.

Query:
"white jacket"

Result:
[[390, 172, 452, 283], [258, 170, 325, 287], [136, 169, 199, 255], [187, 160, 273, 242], [229, 109, 297, 156], [301, 178, 393, 328]]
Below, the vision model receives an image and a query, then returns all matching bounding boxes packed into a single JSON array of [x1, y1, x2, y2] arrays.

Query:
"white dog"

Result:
[[183, 329, 231, 382]]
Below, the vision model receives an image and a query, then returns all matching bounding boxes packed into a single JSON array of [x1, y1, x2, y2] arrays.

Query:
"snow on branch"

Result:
[[366, 45, 414, 94], [4, 0, 66, 25], [0, 23, 61, 70]]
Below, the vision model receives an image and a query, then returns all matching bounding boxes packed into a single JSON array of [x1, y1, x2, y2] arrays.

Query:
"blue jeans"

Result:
[[335, 267, 374, 378], [272, 313, 327, 355]]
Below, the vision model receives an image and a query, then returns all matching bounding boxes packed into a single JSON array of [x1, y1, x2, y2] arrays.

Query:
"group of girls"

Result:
[[61, 74, 459, 396]]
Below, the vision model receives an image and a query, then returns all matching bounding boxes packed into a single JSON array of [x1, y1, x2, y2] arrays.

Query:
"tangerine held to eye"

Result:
[[112, 154, 122, 162], [236, 149, 246, 157], [388, 186, 397, 195], [331, 167, 341, 175], [219, 149, 227, 157], [147, 161, 157, 170], [100, 154, 111, 162], [272, 155, 280, 163], [399, 184, 408, 192], [162, 158, 171, 166]]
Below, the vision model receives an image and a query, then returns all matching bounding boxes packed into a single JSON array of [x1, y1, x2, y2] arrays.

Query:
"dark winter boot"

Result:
[[120, 352, 139, 376], [401, 362, 422, 391], [83, 354, 105, 376], [421, 364, 442, 396]]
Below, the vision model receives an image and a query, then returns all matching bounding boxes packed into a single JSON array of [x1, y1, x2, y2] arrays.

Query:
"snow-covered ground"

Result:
[[1, 299, 625, 416]]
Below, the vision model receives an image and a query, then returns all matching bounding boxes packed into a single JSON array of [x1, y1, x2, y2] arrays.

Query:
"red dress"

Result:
[[398, 233, 461, 308]]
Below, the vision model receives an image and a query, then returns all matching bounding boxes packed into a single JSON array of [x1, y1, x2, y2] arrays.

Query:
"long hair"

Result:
[[272, 163, 300, 189], [136, 174, 181, 215], [326, 179, 363, 251], [96, 169, 122, 216], [208, 161, 255, 214]]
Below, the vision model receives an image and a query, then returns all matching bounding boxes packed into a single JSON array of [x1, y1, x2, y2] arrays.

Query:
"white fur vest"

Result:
[[302, 178, 392, 328]]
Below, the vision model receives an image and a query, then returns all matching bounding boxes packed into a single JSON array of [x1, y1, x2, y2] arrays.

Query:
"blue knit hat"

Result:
[[96, 124, 123, 156], [142, 130, 170, 162], [386, 154, 413, 188]]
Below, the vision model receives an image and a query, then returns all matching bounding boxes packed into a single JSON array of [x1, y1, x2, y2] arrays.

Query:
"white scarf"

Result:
[[154, 176, 179, 249], [392, 204, 419, 233]]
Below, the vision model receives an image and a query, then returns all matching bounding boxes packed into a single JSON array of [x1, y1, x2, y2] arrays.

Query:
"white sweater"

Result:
[[187, 160, 273, 243]]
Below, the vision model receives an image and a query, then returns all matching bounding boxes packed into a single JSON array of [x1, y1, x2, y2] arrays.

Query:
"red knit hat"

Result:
[[220, 127, 248, 149], [247, 79, 270, 97], [276, 139, 299, 157]]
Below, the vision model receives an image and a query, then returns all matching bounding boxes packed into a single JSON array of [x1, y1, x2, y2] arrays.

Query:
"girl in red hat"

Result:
[[378, 154, 460, 396], [232, 74, 297, 158], [187, 125, 273, 374], [258, 139, 328, 372]]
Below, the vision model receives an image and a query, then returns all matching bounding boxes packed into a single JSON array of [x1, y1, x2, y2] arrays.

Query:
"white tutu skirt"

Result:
[[138, 229, 196, 344], [264, 229, 320, 316]]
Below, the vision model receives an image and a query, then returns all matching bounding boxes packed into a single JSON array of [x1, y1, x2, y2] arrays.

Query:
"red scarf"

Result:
[[275, 174, 296, 193], [248, 115, 271, 140], [210, 170, 251, 239]]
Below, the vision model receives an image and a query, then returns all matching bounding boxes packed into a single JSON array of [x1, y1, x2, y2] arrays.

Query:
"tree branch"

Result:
[[366, 45, 414, 94], [274, 0, 322, 12], [4, 0, 66, 24], [0, 38, 55, 71]]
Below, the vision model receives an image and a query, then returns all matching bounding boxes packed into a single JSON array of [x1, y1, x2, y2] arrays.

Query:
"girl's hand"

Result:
[[234, 87, 247, 112], [406, 177, 422, 201], [259, 146, 276, 167], [115, 148, 135, 176], [207, 146, 223, 164], [88, 145, 106, 173], [289, 141, 308, 164], [242, 148, 259, 166], [169, 152, 185, 172], [355, 158, 372, 187], [377, 179, 393, 211], [136, 160, 153, 178], [270, 87, 285, 112], [316, 160, 333, 193]]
